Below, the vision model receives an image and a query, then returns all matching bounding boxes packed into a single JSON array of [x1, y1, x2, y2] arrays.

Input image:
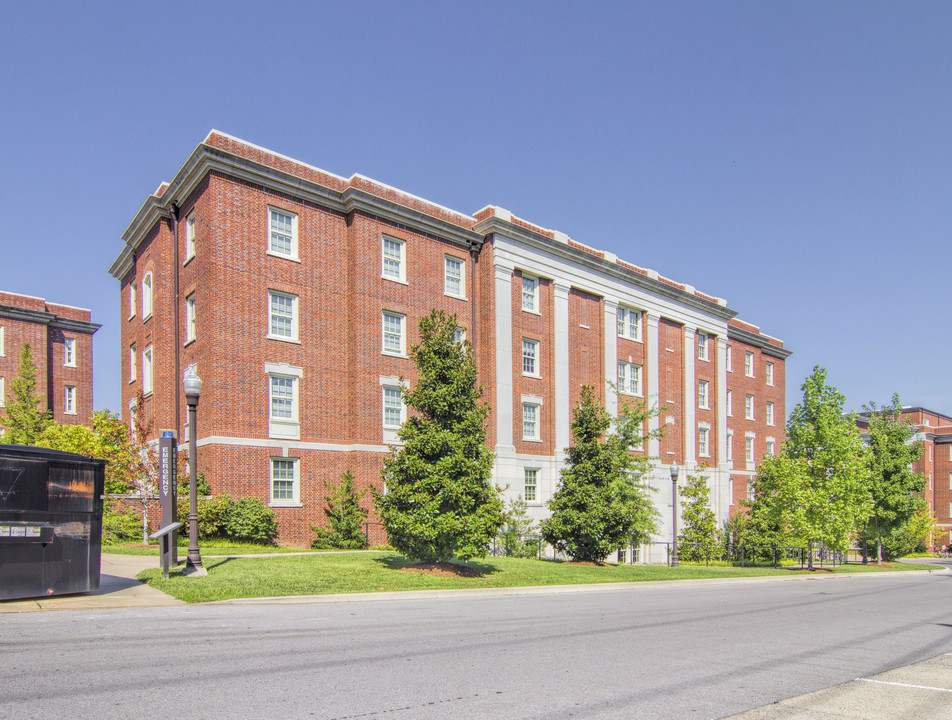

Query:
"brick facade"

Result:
[[110, 131, 789, 551], [0, 291, 99, 433]]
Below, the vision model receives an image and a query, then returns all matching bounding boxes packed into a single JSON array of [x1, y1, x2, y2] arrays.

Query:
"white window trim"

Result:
[[521, 394, 543, 442], [765, 361, 775, 387], [382, 311, 407, 357], [0, 325, 5, 356], [267, 206, 299, 261], [270, 457, 302, 507], [727, 430, 734, 463], [267, 290, 300, 343], [522, 338, 540, 377], [0, 377, 5, 407], [766, 436, 776, 457], [64, 385, 77, 415], [617, 361, 643, 397], [745, 431, 756, 469], [185, 293, 197, 345], [129, 282, 137, 320], [697, 332, 709, 361], [185, 213, 196, 263], [265, 362, 303, 441], [698, 380, 709, 409], [381, 235, 406, 284], [444, 255, 466, 299], [380, 375, 409, 444], [745, 394, 755, 421], [64, 338, 76, 367], [726, 389, 733, 417], [142, 272, 153, 320], [744, 351, 754, 378], [617, 306, 643, 342], [524, 467, 540, 504], [766, 401, 775, 427], [726, 344, 732, 372], [521, 274, 540, 314], [698, 423, 711, 457], [142, 345, 153, 396]]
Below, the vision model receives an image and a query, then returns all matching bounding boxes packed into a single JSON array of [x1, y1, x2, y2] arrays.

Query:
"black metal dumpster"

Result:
[[0, 444, 106, 600]]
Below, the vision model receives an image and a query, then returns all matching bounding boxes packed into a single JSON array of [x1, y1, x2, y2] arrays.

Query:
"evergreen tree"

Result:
[[677, 470, 719, 562], [753, 366, 872, 568], [0, 343, 52, 444], [374, 310, 504, 563], [499, 495, 537, 558], [311, 470, 369, 549], [541, 386, 659, 562], [859, 395, 927, 562]]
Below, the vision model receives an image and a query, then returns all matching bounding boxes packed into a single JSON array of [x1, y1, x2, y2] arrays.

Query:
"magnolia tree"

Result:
[[541, 386, 659, 563], [753, 366, 872, 568], [375, 310, 505, 563]]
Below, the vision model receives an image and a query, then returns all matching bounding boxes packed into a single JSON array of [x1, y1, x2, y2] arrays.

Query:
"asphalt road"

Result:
[[3, 569, 952, 719]]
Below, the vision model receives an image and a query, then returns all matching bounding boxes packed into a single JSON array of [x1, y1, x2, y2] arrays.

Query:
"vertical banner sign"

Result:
[[158, 432, 177, 564]]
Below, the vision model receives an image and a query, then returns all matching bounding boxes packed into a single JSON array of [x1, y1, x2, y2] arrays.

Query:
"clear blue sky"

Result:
[[2, 1, 949, 417]]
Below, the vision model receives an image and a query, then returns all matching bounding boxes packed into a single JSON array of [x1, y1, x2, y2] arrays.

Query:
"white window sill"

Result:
[[129, 379, 136, 384], [269, 502, 303, 508], [267, 250, 301, 263], [382, 350, 408, 359], [65, 411, 77, 416], [699, 405, 709, 411], [267, 335, 301, 344], [618, 391, 644, 398], [184, 338, 195, 347], [127, 315, 135, 322], [618, 335, 643, 343], [522, 307, 541, 316], [522, 372, 541, 379], [65, 364, 76, 369], [522, 437, 542, 443], [143, 313, 152, 322], [445, 292, 467, 301], [143, 391, 153, 398], [382, 276, 408, 285], [184, 254, 195, 266]]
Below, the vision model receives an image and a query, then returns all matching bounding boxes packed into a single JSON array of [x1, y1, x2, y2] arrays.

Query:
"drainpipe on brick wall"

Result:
[[169, 202, 181, 440], [469, 240, 481, 356]]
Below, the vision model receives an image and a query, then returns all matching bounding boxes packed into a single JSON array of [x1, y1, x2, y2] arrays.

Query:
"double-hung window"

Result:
[[617, 306, 642, 341], [382, 312, 406, 355], [618, 361, 642, 396], [745, 435, 755, 464], [698, 380, 709, 409], [185, 213, 196, 261], [0, 325, 4, 356], [382, 236, 405, 282], [727, 430, 734, 462], [185, 293, 196, 343], [726, 344, 732, 371], [129, 282, 137, 319], [524, 468, 538, 502], [270, 458, 299, 505], [142, 345, 153, 395], [380, 376, 407, 443], [522, 339, 539, 376], [64, 386, 76, 415], [766, 438, 776, 456], [266, 363, 302, 440], [522, 402, 540, 441], [698, 426, 710, 457], [745, 394, 754, 420], [765, 362, 775, 386], [726, 389, 733, 417], [444, 256, 464, 297], [0, 377, 4, 407], [453, 327, 466, 345], [766, 402, 775, 426], [268, 207, 297, 259], [744, 351, 754, 377], [64, 338, 76, 367], [697, 333, 709, 361], [268, 291, 298, 342], [522, 275, 538, 312], [142, 272, 153, 320], [129, 344, 136, 382]]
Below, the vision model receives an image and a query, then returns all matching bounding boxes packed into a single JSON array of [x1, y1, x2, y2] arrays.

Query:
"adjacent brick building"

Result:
[[109, 131, 790, 552], [0, 291, 100, 432], [856, 407, 952, 548]]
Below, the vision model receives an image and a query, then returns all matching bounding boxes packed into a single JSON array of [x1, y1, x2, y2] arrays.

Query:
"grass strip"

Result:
[[136, 552, 936, 603]]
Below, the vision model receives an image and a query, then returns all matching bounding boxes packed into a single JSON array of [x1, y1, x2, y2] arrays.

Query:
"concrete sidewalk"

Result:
[[0, 553, 184, 612]]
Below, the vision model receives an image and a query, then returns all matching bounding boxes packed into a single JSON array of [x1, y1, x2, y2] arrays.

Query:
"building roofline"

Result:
[[0, 304, 100, 335], [727, 324, 791, 358]]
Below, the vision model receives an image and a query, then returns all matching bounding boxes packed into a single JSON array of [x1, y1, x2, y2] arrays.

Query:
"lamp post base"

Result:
[[183, 559, 208, 577]]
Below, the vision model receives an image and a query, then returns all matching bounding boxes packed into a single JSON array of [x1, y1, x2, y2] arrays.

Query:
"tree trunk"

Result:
[[877, 538, 883, 564], [141, 505, 149, 545], [807, 540, 814, 570]]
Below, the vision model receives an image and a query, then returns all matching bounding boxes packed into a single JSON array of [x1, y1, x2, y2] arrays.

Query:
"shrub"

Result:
[[102, 504, 142, 544], [225, 497, 278, 544], [311, 470, 368, 550]]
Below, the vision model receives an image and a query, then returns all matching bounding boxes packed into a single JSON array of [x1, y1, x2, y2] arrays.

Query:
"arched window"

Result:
[[142, 271, 153, 319]]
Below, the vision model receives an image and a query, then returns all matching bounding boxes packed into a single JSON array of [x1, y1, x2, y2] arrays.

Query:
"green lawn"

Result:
[[104, 539, 323, 556], [136, 552, 936, 603]]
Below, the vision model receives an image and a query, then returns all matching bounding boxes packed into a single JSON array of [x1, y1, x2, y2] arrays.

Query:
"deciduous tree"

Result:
[[375, 310, 504, 563], [678, 469, 720, 562]]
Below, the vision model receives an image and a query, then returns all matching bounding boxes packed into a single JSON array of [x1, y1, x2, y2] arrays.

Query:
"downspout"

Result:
[[170, 202, 181, 440]]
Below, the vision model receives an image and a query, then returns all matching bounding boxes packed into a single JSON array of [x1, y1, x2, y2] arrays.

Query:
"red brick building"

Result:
[[0, 291, 99, 432], [109, 131, 790, 552], [856, 407, 952, 548]]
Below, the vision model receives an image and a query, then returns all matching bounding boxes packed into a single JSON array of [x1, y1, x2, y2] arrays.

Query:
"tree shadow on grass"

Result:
[[374, 554, 499, 578]]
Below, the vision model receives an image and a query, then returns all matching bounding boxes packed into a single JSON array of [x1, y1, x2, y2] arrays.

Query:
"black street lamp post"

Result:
[[183, 365, 206, 576], [670, 464, 680, 567]]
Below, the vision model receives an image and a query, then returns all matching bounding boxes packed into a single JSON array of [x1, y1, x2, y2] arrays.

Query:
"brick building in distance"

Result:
[[108, 131, 791, 554], [855, 406, 952, 548], [0, 291, 100, 433]]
